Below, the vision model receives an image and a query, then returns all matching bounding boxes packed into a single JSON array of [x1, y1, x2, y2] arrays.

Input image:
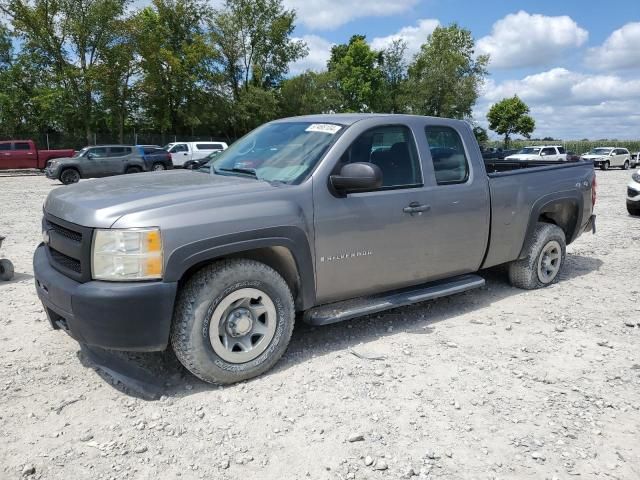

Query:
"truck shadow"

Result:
[[76, 253, 602, 400]]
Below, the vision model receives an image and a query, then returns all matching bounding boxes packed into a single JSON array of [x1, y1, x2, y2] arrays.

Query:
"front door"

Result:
[[12, 142, 34, 168], [313, 124, 433, 304], [82, 147, 108, 177]]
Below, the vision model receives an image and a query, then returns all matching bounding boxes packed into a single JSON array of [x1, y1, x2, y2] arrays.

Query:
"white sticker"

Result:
[[305, 123, 342, 135]]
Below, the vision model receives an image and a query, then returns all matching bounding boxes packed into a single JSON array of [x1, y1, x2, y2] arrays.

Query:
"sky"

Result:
[[281, 0, 640, 140]]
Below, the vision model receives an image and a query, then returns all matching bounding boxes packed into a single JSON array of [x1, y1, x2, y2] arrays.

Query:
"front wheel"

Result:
[[628, 204, 640, 216], [171, 259, 295, 384], [508, 223, 566, 290], [601, 161, 610, 171], [0, 258, 14, 281], [125, 166, 142, 174], [59, 168, 80, 185]]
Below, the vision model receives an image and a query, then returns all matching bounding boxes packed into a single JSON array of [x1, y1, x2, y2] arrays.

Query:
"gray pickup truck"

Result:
[[34, 114, 596, 384]]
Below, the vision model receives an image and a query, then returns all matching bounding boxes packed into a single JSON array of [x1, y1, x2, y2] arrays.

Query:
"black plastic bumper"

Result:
[[33, 244, 177, 351]]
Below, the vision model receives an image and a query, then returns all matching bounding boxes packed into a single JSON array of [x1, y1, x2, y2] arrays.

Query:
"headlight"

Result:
[[632, 172, 640, 183], [92, 228, 163, 281]]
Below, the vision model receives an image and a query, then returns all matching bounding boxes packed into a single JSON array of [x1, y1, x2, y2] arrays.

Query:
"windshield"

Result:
[[211, 122, 343, 183], [517, 147, 541, 155], [589, 148, 613, 155], [74, 147, 90, 157]]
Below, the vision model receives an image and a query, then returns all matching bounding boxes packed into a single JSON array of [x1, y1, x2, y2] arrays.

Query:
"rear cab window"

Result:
[[424, 126, 469, 185], [14, 142, 31, 150], [0, 143, 11, 151]]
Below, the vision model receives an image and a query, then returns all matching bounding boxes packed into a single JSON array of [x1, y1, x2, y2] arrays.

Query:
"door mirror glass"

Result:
[[87, 153, 95, 160], [330, 162, 383, 193]]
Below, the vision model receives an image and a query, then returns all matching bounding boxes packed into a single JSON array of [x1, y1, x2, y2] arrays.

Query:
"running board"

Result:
[[304, 274, 485, 326]]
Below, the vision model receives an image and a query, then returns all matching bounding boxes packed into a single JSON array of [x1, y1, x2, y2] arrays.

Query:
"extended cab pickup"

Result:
[[0, 140, 74, 170], [33, 114, 596, 384]]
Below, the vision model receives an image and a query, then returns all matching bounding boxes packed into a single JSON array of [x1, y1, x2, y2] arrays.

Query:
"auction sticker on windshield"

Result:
[[305, 124, 342, 135]]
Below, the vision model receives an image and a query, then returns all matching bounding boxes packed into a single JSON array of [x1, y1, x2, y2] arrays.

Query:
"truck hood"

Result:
[[44, 170, 279, 228], [581, 155, 608, 160]]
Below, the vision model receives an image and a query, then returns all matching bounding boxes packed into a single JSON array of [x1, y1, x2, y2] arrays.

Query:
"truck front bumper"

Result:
[[33, 244, 177, 351]]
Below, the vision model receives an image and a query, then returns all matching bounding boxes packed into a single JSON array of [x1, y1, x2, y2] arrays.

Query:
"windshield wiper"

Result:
[[218, 167, 259, 178]]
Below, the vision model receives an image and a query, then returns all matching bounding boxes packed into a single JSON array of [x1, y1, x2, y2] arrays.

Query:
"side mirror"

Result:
[[87, 153, 94, 160], [330, 162, 383, 193]]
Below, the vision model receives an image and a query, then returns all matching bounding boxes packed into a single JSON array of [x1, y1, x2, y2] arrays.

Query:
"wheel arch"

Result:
[[165, 228, 315, 311], [519, 194, 581, 259]]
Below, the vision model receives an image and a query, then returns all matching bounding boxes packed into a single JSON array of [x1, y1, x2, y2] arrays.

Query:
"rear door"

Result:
[[0, 142, 13, 168], [101, 146, 130, 175], [419, 123, 491, 278], [13, 142, 35, 168]]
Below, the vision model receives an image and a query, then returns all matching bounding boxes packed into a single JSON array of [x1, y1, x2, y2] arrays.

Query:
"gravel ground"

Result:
[[1, 171, 639, 480]]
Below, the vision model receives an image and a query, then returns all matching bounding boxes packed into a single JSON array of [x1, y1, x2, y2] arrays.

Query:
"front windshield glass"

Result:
[[211, 122, 343, 183], [518, 147, 541, 155], [589, 148, 612, 155], [74, 147, 89, 157]]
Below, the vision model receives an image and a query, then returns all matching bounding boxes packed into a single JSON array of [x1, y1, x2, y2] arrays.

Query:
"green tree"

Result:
[[328, 35, 384, 112], [487, 95, 535, 148], [406, 24, 488, 118], [2, 0, 130, 143], [211, 0, 307, 98], [379, 39, 408, 113], [278, 70, 340, 117], [472, 125, 489, 146]]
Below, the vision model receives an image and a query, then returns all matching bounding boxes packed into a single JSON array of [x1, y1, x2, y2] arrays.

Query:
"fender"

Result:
[[518, 189, 583, 259], [164, 226, 316, 309]]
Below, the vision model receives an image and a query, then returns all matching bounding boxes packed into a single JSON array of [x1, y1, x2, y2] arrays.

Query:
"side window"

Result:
[[424, 126, 469, 185], [339, 125, 421, 188], [171, 144, 188, 153], [0, 143, 10, 151], [15, 142, 31, 150], [557, 146, 566, 154], [541, 147, 556, 156], [109, 146, 127, 156], [195, 143, 218, 150], [88, 147, 107, 158]]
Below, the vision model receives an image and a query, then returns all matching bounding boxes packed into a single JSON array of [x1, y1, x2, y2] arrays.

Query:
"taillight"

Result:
[[591, 174, 597, 207]]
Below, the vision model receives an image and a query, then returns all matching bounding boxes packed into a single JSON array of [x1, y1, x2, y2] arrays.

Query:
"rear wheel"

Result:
[[0, 258, 14, 281], [508, 223, 566, 290], [126, 166, 142, 174], [152, 163, 166, 171], [628, 204, 640, 216], [59, 168, 80, 185], [171, 259, 295, 384], [623, 160, 630, 170]]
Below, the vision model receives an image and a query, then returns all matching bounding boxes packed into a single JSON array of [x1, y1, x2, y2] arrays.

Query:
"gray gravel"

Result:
[[1, 171, 639, 479]]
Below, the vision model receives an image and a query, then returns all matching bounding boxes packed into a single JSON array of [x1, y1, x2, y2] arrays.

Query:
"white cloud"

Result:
[[586, 22, 640, 70], [289, 35, 333, 73], [477, 11, 588, 69], [475, 68, 640, 139], [283, 0, 418, 30], [370, 19, 440, 57]]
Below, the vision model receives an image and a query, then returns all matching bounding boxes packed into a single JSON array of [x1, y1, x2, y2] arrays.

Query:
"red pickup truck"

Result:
[[0, 140, 75, 170]]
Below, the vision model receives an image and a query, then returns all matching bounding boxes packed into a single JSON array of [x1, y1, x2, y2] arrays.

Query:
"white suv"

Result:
[[164, 141, 228, 167], [504, 145, 568, 162], [628, 169, 640, 216], [582, 147, 631, 170]]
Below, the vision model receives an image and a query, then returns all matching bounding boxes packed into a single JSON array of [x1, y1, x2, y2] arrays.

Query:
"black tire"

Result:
[[126, 166, 142, 174], [628, 204, 640, 216], [171, 259, 295, 384], [152, 163, 166, 171], [59, 168, 80, 185], [183, 161, 196, 170], [508, 222, 566, 290], [622, 160, 630, 170], [600, 161, 609, 171], [0, 258, 14, 281]]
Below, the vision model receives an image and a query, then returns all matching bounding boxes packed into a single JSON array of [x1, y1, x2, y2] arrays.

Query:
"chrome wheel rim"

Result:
[[537, 240, 561, 284], [62, 170, 79, 183], [209, 288, 277, 363], [152, 164, 165, 171]]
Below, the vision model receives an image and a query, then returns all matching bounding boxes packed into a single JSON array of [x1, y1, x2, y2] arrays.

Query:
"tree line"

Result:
[[0, 0, 493, 147]]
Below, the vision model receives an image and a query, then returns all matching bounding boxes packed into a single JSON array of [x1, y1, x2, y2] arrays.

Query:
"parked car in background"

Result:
[[582, 147, 631, 170], [164, 141, 228, 167], [631, 152, 639, 168], [627, 169, 640, 215], [505, 145, 568, 162], [45, 145, 147, 184], [184, 150, 222, 170], [566, 151, 581, 162], [480, 147, 518, 160], [137, 146, 173, 171], [34, 114, 596, 385], [0, 140, 74, 170]]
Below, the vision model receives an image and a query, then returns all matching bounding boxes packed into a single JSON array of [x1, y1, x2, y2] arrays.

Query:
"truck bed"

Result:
[[484, 158, 586, 174], [481, 159, 595, 269]]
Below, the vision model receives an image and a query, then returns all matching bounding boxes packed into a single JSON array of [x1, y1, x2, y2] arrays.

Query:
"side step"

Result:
[[304, 274, 485, 326]]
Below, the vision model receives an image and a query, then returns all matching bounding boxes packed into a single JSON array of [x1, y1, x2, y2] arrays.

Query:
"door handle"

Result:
[[403, 202, 431, 215]]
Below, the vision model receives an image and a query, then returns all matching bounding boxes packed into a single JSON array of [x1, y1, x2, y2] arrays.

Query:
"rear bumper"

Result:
[[33, 244, 177, 351]]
